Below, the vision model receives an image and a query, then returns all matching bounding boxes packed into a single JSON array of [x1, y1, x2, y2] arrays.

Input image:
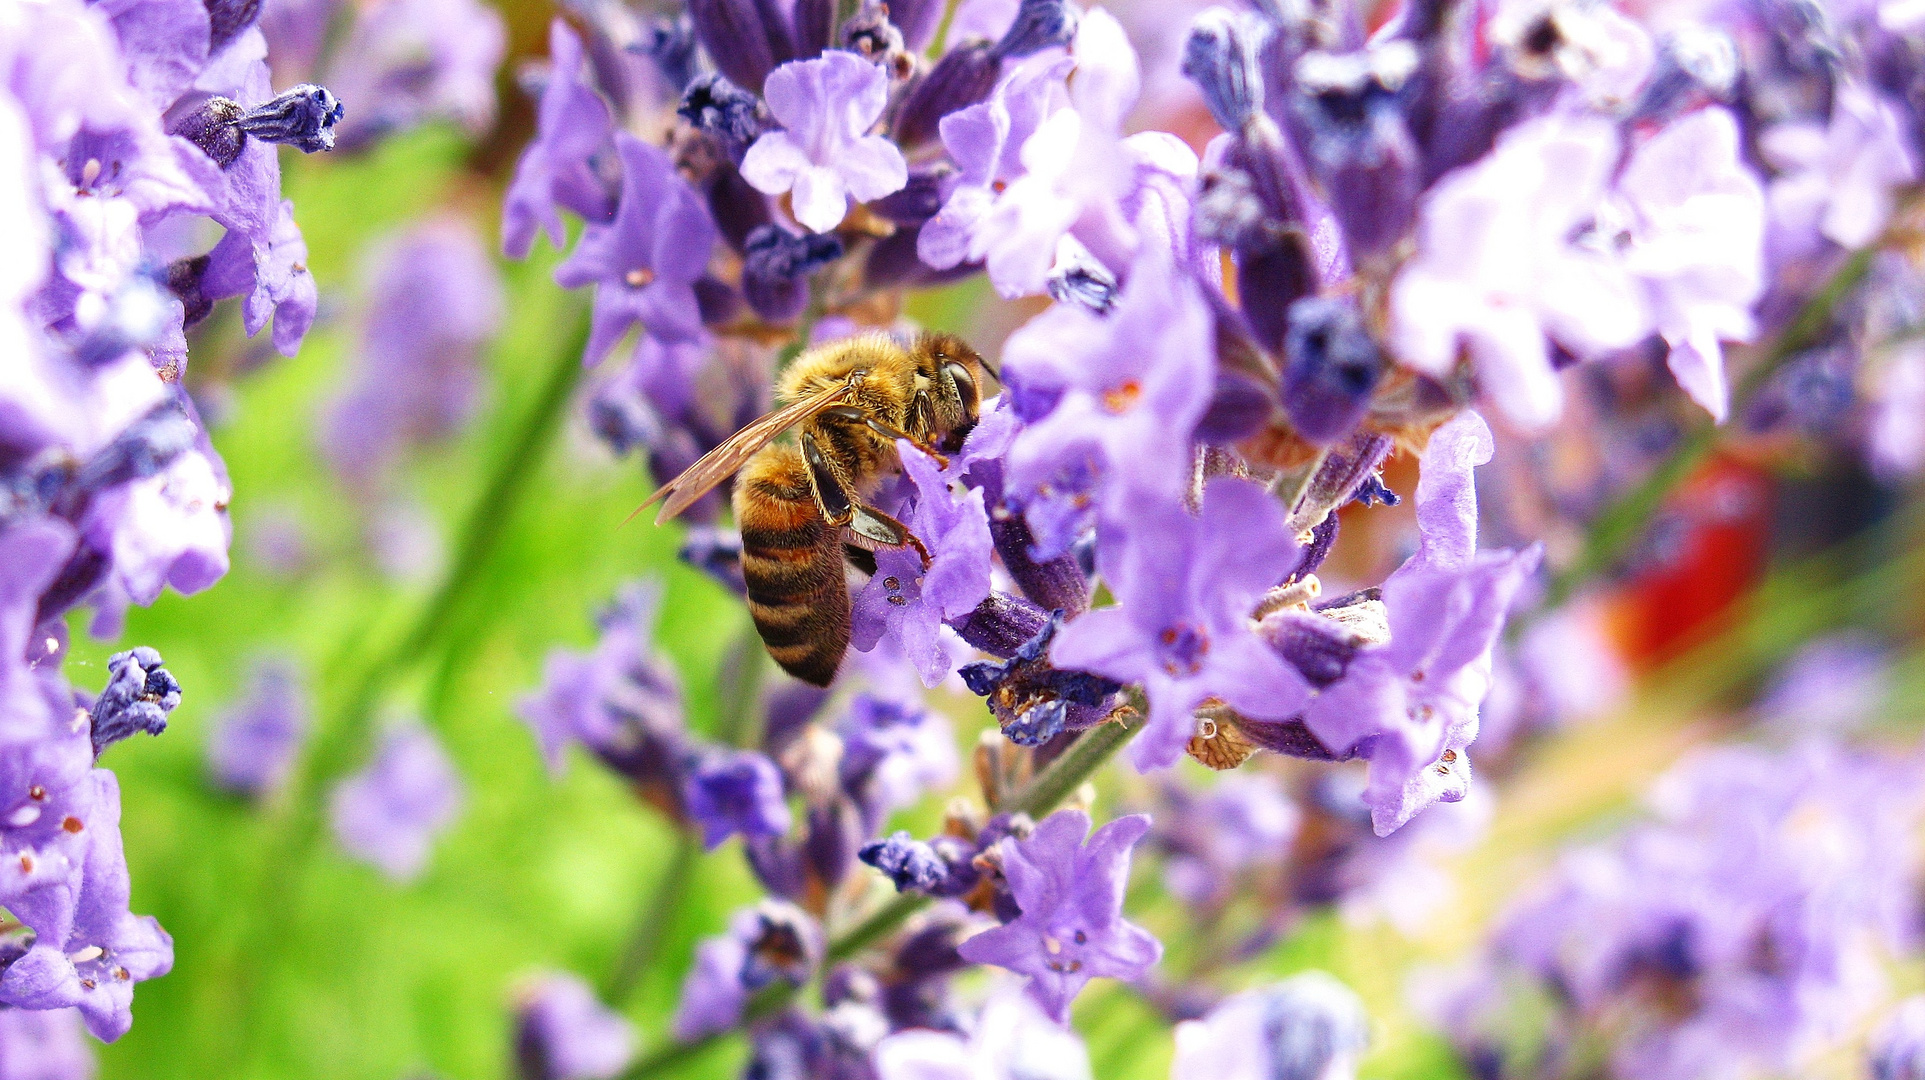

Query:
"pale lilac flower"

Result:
[[322, 0, 506, 149], [1761, 83, 1919, 259], [1756, 633, 1890, 732], [1389, 114, 1647, 430], [740, 52, 908, 233], [1301, 413, 1541, 835], [555, 134, 715, 364], [850, 445, 992, 687], [78, 445, 231, 607], [956, 809, 1161, 1020], [503, 20, 616, 259], [0, 1007, 96, 1080], [1052, 480, 1311, 771], [873, 982, 1092, 1080], [1170, 972, 1369, 1080], [328, 723, 465, 882], [1870, 343, 1925, 479], [205, 657, 309, 797], [1614, 106, 1766, 422], [513, 972, 636, 1080], [362, 497, 444, 584], [917, 52, 1072, 271]]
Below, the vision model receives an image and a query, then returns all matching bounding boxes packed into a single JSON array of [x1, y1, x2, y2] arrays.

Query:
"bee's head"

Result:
[[917, 332, 993, 450]]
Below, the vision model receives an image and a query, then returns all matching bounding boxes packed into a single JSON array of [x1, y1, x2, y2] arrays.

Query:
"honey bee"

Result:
[[639, 332, 990, 686]]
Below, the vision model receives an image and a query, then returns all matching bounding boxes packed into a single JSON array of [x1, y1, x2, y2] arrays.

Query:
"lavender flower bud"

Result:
[[793, 0, 833, 57], [167, 254, 215, 329], [1293, 46, 1419, 260], [992, 0, 1078, 59], [741, 225, 842, 323], [1281, 297, 1384, 444], [950, 590, 1051, 657], [959, 614, 1123, 745], [90, 647, 181, 757], [171, 97, 249, 168], [204, 0, 262, 50], [687, 0, 797, 92], [678, 74, 765, 162], [1183, 9, 1269, 132], [1239, 239, 1317, 353], [636, 15, 700, 93], [683, 749, 792, 850], [740, 900, 821, 989], [893, 45, 1001, 149], [702, 163, 775, 251], [803, 797, 864, 890], [869, 163, 955, 226], [236, 84, 345, 153], [858, 830, 946, 893]]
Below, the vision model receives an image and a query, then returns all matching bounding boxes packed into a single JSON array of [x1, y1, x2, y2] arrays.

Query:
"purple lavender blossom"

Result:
[[1170, 972, 1370, 1080], [555, 133, 716, 364], [835, 694, 957, 822], [917, 52, 1071, 272], [86, 647, 178, 757], [321, 0, 506, 150], [739, 52, 908, 233], [1762, 83, 1920, 259], [1872, 997, 1925, 1080], [956, 809, 1161, 1020], [78, 445, 231, 609], [320, 217, 504, 489], [205, 657, 309, 798], [1301, 413, 1540, 835], [670, 924, 750, 1040], [503, 20, 617, 259], [328, 723, 465, 882], [1151, 773, 1298, 907], [0, 1007, 96, 1080], [683, 750, 791, 850], [1390, 115, 1647, 430], [873, 981, 1092, 1080], [513, 972, 636, 1080], [1052, 479, 1311, 771], [850, 445, 992, 687]]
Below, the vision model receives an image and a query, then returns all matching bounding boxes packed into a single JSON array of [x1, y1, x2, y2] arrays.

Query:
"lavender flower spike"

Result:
[[740, 51, 908, 233], [682, 749, 791, 850], [1051, 480, 1312, 771], [956, 809, 1161, 1021], [554, 133, 716, 364], [328, 723, 465, 882]]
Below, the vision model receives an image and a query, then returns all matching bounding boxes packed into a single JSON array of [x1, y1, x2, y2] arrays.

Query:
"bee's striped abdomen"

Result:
[[735, 444, 849, 687]]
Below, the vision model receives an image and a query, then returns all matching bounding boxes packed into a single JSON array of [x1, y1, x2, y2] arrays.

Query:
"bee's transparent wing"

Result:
[[633, 377, 861, 525]]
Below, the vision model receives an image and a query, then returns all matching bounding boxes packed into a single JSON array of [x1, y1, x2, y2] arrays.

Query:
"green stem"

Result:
[[1002, 714, 1139, 817], [608, 832, 702, 1002], [1536, 247, 1877, 616]]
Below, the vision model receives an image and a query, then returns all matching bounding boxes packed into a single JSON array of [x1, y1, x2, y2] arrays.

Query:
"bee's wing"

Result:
[[634, 377, 860, 524]]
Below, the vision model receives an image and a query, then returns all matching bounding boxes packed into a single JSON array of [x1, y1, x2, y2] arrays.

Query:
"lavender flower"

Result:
[[321, 0, 506, 150], [503, 20, 617, 259], [1151, 773, 1299, 907], [328, 723, 465, 882], [513, 972, 636, 1080], [1170, 972, 1370, 1080], [956, 809, 1161, 1020], [873, 982, 1092, 1080], [683, 749, 791, 850], [0, 1007, 95, 1080], [739, 51, 908, 233], [1872, 997, 1925, 1080], [86, 647, 178, 757], [205, 656, 309, 798], [671, 923, 750, 1040], [917, 52, 1072, 272], [1762, 83, 1920, 258], [1052, 480, 1311, 771], [850, 445, 992, 687], [555, 134, 716, 364]]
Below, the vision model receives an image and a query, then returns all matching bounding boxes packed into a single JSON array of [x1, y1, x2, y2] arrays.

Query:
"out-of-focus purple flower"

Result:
[[1301, 413, 1540, 835], [86, 647, 178, 757], [1152, 773, 1298, 907], [739, 52, 908, 233], [956, 809, 1161, 1020], [917, 52, 1071, 272], [321, 0, 506, 149], [320, 217, 504, 489], [1613, 107, 1765, 422], [1756, 633, 1890, 732], [1170, 972, 1370, 1080], [205, 656, 309, 798], [257, 0, 341, 87], [555, 134, 715, 364], [850, 445, 992, 687], [1000, 250, 1214, 556], [1052, 480, 1311, 771], [503, 20, 617, 259], [1872, 996, 1925, 1080], [671, 921, 749, 1040], [835, 694, 957, 822], [1871, 343, 1925, 479], [328, 722, 465, 882], [1390, 114, 1647, 430], [513, 972, 636, 1080], [361, 496, 444, 584], [683, 749, 791, 850], [78, 444, 231, 608], [0, 1007, 96, 1080], [1762, 84, 1919, 260], [873, 981, 1092, 1080], [857, 831, 946, 893]]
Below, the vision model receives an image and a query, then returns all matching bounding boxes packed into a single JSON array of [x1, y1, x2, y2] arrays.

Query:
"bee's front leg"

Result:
[[821, 405, 950, 469], [802, 431, 931, 568]]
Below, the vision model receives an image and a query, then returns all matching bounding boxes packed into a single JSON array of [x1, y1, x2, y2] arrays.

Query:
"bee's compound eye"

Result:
[[943, 359, 979, 414]]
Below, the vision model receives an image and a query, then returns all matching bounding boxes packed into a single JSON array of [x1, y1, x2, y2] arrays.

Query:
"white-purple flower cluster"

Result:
[[0, 0, 349, 1044]]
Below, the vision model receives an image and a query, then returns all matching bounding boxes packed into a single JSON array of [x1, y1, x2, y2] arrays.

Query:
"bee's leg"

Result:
[[843, 504, 932, 569], [800, 431, 857, 527], [822, 405, 951, 469]]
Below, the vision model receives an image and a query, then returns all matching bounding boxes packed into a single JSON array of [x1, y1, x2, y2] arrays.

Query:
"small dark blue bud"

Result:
[[991, 0, 1079, 59], [678, 73, 765, 162], [1000, 699, 1068, 746], [170, 97, 248, 168], [166, 255, 215, 329], [90, 646, 180, 758], [1282, 297, 1384, 444], [203, 0, 262, 51], [893, 44, 1001, 148], [1239, 236, 1317, 353], [742, 225, 843, 323], [235, 84, 343, 153], [858, 831, 947, 893], [1182, 8, 1269, 131]]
